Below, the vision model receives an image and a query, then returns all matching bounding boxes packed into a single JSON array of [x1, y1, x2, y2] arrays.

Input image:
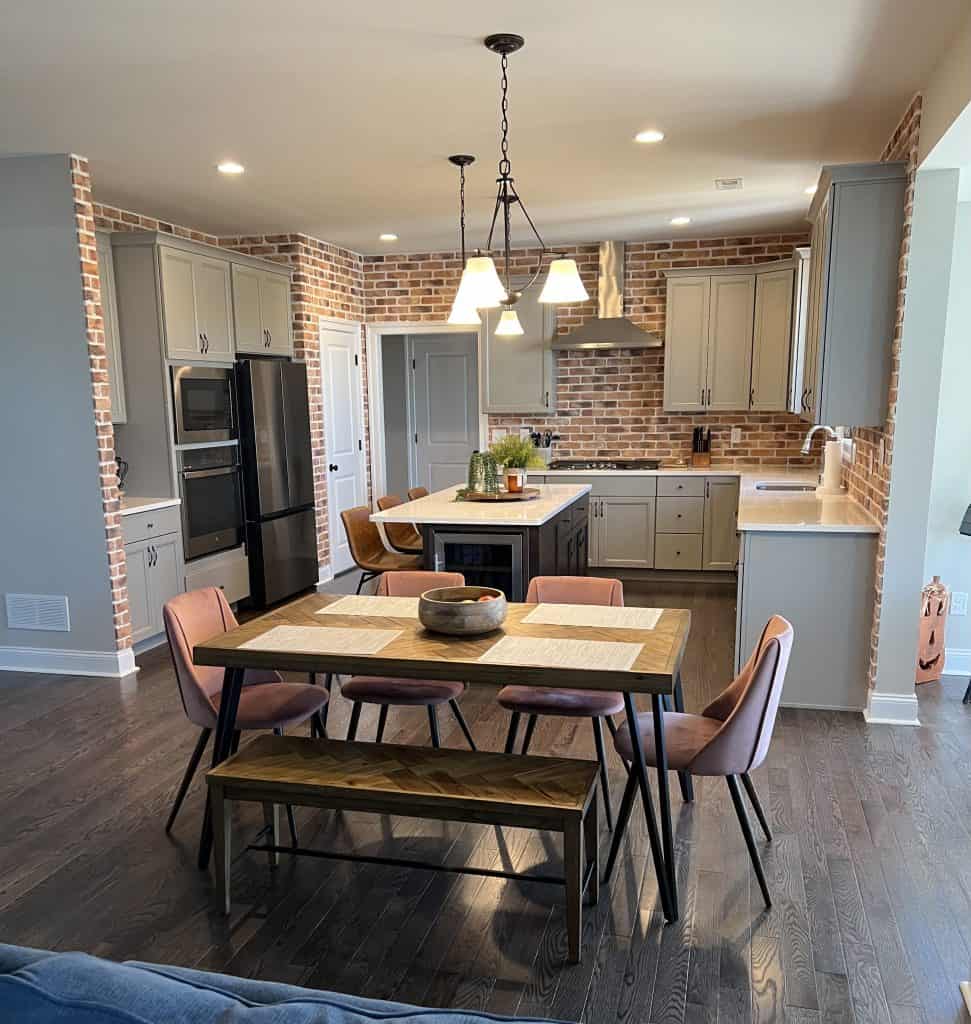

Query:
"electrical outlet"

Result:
[[730, 427, 742, 445], [519, 427, 532, 440], [951, 592, 968, 616]]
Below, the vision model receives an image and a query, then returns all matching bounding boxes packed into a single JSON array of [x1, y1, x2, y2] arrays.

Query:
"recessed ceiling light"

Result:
[[216, 160, 245, 175], [670, 216, 691, 226], [379, 233, 398, 242], [804, 184, 817, 195], [634, 129, 665, 144]]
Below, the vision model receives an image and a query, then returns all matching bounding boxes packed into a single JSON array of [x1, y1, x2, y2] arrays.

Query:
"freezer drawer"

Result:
[[246, 508, 318, 607]]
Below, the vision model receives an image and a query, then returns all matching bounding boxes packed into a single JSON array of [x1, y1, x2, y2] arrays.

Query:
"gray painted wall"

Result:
[[924, 200, 971, 655], [381, 336, 411, 498], [0, 155, 118, 654]]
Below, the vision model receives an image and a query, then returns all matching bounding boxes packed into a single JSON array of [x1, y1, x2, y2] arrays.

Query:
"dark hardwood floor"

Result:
[[1, 576, 970, 1022]]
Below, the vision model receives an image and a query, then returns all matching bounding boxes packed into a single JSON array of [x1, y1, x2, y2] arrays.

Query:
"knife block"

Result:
[[691, 451, 711, 468]]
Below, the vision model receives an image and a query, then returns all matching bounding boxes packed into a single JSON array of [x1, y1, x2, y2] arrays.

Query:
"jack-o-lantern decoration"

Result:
[[916, 576, 949, 685]]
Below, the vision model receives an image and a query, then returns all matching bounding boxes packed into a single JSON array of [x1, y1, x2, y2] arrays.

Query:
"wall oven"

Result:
[[177, 445, 244, 561], [171, 365, 236, 445]]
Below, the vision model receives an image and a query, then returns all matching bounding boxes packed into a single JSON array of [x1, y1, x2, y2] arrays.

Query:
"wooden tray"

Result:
[[461, 487, 541, 502]]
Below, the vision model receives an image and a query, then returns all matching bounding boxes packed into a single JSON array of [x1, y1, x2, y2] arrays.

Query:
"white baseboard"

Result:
[[943, 648, 971, 677], [315, 563, 334, 591], [863, 690, 920, 726], [0, 645, 138, 679]]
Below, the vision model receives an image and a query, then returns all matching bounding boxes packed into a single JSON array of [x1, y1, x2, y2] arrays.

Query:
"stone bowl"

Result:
[[418, 586, 507, 636]]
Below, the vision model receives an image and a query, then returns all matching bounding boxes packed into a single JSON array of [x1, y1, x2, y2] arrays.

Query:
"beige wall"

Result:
[[919, 9, 971, 164]]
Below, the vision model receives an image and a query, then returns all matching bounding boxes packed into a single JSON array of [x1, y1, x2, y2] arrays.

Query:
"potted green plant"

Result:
[[488, 435, 545, 493]]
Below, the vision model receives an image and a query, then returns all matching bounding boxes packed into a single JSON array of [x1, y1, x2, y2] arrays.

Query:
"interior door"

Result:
[[410, 333, 479, 493], [321, 323, 366, 575], [707, 274, 755, 410]]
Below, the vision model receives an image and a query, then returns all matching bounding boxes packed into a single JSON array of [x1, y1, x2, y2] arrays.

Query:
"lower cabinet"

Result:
[[702, 477, 740, 570], [126, 533, 183, 643], [596, 497, 656, 568]]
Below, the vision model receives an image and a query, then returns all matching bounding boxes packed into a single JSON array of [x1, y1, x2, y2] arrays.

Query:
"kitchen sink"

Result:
[[755, 482, 816, 492]]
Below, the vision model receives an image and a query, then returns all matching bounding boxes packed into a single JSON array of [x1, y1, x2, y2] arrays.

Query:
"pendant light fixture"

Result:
[[454, 33, 588, 336], [446, 155, 482, 326]]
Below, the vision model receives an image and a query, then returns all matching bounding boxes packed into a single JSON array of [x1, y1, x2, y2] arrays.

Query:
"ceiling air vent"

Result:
[[5, 593, 71, 632], [714, 177, 744, 191]]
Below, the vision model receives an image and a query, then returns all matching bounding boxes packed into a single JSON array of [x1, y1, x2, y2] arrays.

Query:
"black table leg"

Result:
[[622, 693, 675, 922], [198, 666, 245, 870], [651, 693, 678, 916], [671, 671, 694, 803]]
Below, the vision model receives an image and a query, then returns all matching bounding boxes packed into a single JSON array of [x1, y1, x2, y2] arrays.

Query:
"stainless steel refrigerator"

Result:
[[236, 359, 318, 607]]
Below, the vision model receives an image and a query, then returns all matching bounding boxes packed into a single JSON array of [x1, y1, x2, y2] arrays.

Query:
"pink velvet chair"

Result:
[[339, 571, 477, 749], [604, 615, 794, 907], [162, 588, 329, 837], [497, 575, 625, 831]]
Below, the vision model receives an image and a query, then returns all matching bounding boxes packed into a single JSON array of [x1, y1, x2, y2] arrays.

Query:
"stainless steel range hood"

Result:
[[552, 241, 662, 350]]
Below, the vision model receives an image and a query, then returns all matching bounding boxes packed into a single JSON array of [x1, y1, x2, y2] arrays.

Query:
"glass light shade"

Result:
[[447, 293, 481, 326], [538, 258, 589, 304], [461, 256, 506, 308], [494, 309, 524, 337]]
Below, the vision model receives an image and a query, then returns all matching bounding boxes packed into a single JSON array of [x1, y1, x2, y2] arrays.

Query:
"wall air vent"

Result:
[[5, 593, 70, 632], [714, 177, 744, 190]]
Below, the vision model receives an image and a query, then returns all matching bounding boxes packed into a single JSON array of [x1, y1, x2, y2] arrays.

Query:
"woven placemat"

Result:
[[318, 595, 420, 618], [522, 604, 662, 630], [241, 625, 402, 656], [478, 635, 642, 672]]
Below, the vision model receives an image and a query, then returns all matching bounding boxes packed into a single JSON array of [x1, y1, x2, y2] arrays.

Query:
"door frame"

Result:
[[319, 316, 367, 577], [365, 323, 488, 501]]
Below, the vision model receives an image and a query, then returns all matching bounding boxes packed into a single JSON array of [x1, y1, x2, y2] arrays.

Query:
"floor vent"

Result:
[[714, 177, 744, 190], [5, 593, 71, 632]]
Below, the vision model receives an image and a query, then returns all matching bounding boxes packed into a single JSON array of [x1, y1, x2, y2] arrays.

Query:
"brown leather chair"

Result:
[[375, 495, 423, 555], [339, 571, 476, 749], [604, 615, 794, 907], [340, 505, 422, 594], [407, 486, 428, 501], [497, 575, 626, 831], [162, 587, 329, 838]]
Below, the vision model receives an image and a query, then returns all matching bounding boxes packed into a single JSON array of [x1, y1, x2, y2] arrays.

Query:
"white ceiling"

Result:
[[1, 1, 965, 253]]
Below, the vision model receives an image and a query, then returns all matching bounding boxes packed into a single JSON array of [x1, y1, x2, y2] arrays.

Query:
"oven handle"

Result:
[[180, 466, 239, 480]]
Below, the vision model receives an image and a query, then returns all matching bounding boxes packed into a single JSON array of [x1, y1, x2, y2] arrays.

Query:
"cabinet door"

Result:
[[194, 256, 234, 360], [787, 249, 811, 414], [573, 523, 588, 575], [96, 233, 127, 424], [232, 265, 264, 354], [598, 497, 655, 568], [159, 248, 202, 360], [124, 540, 155, 644], [702, 477, 740, 570], [261, 272, 293, 356], [148, 534, 183, 634], [482, 287, 555, 413], [751, 268, 794, 411], [707, 275, 755, 410], [802, 194, 831, 422], [663, 276, 709, 411]]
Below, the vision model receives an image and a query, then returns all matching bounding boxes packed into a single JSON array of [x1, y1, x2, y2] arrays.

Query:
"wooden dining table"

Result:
[[193, 592, 691, 922]]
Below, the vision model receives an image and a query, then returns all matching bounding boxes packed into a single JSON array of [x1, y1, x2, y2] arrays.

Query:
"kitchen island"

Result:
[[371, 484, 591, 601]]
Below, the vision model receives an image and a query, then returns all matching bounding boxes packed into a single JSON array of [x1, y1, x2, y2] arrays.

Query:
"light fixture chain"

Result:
[[499, 52, 510, 178], [459, 163, 467, 261]]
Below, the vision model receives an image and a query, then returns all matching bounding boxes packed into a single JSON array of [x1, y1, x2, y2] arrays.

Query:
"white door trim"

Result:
[[365, 322, 488, 500]]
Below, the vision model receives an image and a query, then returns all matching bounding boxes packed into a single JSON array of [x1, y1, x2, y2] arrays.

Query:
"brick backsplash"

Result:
[[365, 234, 814, 466]]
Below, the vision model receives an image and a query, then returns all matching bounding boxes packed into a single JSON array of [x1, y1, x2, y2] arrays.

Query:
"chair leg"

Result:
[[230, 730, 241, 755], [319, 673, 333, 732], [727, 775, 771, 908], [165, 728, 211, 834], [347, 701, 363, 741], [504, 711, 522, 754], [375, 704, 389, 743], [355, 572, 367, 594], [285, 803, 298, 848], [591, 717, 615, 832], [741, 772, 772, 842], [603, 772, 638, 884], [310, 710, 326, 739], [520, 713, 538, 755], [671, 671, 695, 803], [448, 699, 476, 750], [427, 706, 441, 748]]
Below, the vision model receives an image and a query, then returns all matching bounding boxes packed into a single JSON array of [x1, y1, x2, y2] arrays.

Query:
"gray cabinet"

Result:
[[482, 284, 556, 414], [702, 477, 740, 570], [159, 247, 233, 362], [596, 497, 656, 568], [663, 276, 710, 411], [707, 274, 755, 410], [232, 265, 292, 356], [751, 268, 794, 411], [123, 509, 183, 643], [96, 232, 127, 424], [799, 162, 907, 426]]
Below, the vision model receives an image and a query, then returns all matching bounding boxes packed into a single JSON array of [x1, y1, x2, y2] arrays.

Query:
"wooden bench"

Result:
[[207, 734, 600, 962]]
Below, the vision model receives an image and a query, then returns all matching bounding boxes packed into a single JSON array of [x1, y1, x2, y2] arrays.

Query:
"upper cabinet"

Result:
[[797, 162, 906, 426], [482, 282, 556, 414], [95, 232, 127, 424], [664, 262, 793, 413], [232, 265, 292, 357], [159, 247, 233, 362]]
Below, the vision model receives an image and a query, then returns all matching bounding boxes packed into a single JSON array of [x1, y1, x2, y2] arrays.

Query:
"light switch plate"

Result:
[[730, 427, 742, 445], [952, 592, 968, 616]]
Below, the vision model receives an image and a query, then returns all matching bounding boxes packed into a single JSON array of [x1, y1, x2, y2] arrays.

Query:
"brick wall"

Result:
[[71, 163, 131, 650], [365, 234, 814, 466], [842, 94, 922, 687]]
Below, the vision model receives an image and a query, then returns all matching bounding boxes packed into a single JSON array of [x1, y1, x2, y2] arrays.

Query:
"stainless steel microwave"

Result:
[[171, 365, 236, 445]]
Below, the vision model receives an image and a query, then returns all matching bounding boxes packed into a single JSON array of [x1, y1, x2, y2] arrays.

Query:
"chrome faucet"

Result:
[[800, 424, 840, 455]]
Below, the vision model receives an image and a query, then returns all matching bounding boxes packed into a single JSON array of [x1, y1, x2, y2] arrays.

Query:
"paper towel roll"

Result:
[[815, 439, 845, 495]]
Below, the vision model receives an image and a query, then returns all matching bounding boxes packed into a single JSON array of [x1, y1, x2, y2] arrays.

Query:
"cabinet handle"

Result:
[[198, 332, 205, 352], [707, 387, 711, 405], [146, 522, 154, 529], [267, 329, 272, 346], [544, 390, 550, 407], [700, 386, 705, 406], [677, 513, 682, 519], [750, 387, 754, 407]]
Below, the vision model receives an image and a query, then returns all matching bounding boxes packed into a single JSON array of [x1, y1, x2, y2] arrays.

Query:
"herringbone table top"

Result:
[[208, 735, 598, 814], [194, 593, 690, 695]]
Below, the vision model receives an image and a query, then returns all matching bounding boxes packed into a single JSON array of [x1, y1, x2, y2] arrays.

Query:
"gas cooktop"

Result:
[[547, 458, 661, 471]]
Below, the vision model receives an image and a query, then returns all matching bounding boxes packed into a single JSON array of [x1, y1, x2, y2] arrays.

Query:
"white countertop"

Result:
[[120, 495, 182, 516], [536, 466, 743, 477], [371, 483, 591, 528]]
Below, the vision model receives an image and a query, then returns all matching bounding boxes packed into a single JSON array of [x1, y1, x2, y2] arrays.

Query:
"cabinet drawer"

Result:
[[654, 533, 703, 570], [184, 547, 250, 605], [656, 497, 704, 534], [122, 506, 182, 546], [549, 475, 657, 497], [657, 476, 706, 498]]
